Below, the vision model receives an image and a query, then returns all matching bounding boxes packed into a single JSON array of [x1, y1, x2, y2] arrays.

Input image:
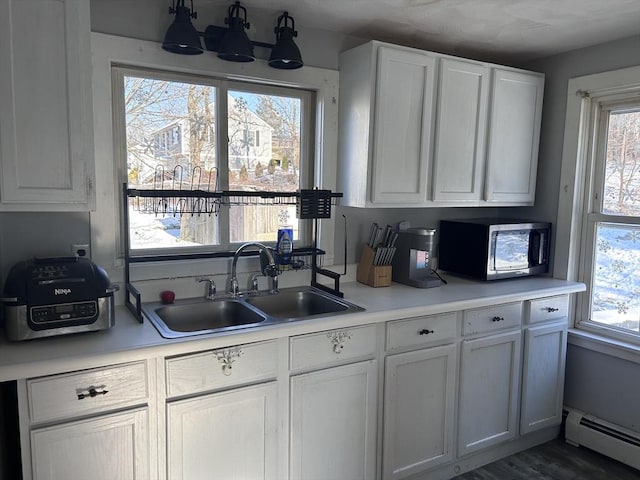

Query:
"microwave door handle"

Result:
[[529, 231, 545, 266], [539, 230, 547, 264]]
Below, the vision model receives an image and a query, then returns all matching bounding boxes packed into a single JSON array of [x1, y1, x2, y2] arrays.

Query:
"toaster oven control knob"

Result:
[[77, 387, 109, 400]]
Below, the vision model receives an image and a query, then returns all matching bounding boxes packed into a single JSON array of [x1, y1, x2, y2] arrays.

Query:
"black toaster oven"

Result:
[[1, 257, 117, 341]]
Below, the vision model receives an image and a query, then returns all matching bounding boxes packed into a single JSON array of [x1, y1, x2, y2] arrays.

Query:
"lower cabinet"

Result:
[[520, 321, 568, 434], [382, 343, 457, 480], [18, 361, 153, 480], [166, 382, 278, 480], [290, 360, 378, 480], [30, 408, 150, 480], [458, 329, 522, 456]]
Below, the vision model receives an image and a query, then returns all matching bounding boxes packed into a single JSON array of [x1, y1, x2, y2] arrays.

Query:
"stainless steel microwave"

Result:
[[438, 219, 551, 280]]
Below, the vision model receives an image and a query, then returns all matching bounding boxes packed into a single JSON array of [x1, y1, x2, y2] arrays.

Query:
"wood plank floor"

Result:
[[454, 438, 640, 479]]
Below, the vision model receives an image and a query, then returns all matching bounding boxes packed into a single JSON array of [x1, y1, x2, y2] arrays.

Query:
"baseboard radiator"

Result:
[[564, 407, 640, 470]]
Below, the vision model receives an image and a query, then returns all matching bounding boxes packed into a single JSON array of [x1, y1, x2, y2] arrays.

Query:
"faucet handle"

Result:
[[197, 277, 216, 300]]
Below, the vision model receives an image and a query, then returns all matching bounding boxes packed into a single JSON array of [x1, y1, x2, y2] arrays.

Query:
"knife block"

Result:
[[356, 245, 392, 287]]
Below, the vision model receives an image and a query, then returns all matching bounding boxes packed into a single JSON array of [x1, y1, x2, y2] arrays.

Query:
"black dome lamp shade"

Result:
[[269, 12, 303, 70], [218, 1, 255, 62], [162, 0, 203, 55]]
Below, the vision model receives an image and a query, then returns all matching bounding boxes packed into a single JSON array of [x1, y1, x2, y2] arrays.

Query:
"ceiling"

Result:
[[202, 0, 640, 64]]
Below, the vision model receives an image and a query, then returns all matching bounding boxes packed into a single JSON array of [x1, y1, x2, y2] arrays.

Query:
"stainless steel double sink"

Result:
[[142, 286, 364, 339]]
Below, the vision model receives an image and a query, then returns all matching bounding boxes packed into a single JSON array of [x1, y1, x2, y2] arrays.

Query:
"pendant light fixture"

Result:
[[269, 12, 303, 70], [217, 1, 255, 62], [162, 0, 203, 55], [161, 1, 303, 69]]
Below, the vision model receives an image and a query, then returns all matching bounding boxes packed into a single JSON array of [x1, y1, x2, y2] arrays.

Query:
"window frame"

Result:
[[112, 66, 314, 257], [576, 95, 640, 341], [557, 65, 640, 345], [90, 33, 339, 284]]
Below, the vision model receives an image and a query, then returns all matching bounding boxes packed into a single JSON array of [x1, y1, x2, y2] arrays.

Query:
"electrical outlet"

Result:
[[71, 243, 91, 259]]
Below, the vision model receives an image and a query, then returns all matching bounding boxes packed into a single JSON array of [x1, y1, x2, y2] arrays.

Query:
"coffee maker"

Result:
[[391, 228, 441, 288]]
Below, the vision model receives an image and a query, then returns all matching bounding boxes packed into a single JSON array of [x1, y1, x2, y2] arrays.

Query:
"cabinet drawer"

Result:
[[27, 361, 149, 424], [527, 295, 569, 324], [462, 302, 522, 336], [166, 340, 278, 398], [386, 312, 458, 350], [290, 324, 377, 371]]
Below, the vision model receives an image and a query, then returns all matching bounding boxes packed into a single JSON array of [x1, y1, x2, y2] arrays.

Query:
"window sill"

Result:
[[568, 328, 640, 364]]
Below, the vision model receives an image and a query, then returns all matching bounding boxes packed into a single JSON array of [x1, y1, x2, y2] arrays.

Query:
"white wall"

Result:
[[521, 34, 640, 433]]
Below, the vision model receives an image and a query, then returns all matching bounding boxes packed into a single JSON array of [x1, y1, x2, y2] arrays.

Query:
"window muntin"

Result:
[[580, 100, 640, 338], [115, 67, 312, 255]]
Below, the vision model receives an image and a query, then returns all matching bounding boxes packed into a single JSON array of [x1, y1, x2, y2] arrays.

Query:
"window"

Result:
[[577, 93, 640, 339], [113, 67, 313, 255]]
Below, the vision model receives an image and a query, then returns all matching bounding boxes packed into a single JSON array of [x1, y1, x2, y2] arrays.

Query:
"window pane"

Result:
[[603, 110, 640, 216], [591, 223, 640, 333], [227, 90, 302, 244], [124, 76, 219, 250]]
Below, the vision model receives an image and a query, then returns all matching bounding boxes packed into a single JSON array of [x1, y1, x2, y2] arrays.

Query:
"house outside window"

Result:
[[114, 67, 313, 255]]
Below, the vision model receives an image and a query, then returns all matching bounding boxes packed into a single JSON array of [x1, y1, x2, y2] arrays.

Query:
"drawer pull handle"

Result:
[[77, 387, 109, 400], [419, 329, 435, 335], [545, 307, 559, 312], [491, 316, 504, 322], [327, 330, 352, 354], [214, 347, 243, 376]]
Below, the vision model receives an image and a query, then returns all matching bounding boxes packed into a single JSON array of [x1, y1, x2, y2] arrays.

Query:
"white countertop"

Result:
[[0, 276, 585, 382]]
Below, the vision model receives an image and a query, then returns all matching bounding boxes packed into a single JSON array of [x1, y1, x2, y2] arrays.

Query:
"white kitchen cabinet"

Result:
[[289, 326, 378, 480], [520, 296, 568, 434], [382, 344, 457, 480], [484, 69, 544, 204], [167, 382, 278, 480], [339, 40, 544, 208], [458, 329, 522, 456], [432, 59, 489, 203], [19, 361, 154, 480], [30, 408, 149, 480], [290, 360, 378, 480], [0, 0, 95, 210], [164, 341, 280, 480], [338, 41, 436, 207]]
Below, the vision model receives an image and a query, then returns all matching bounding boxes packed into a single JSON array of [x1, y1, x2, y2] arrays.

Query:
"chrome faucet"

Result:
[[229, 242, 279, 297], [197, 277, 216, 300]]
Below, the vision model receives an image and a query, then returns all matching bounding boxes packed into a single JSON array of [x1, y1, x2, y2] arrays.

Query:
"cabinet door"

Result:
[[484, 69, 543, 204], [30, 408, 149, 480], [383, 344, 457, 480], [432, 59, 489, 203], [458, 330, 522, 456], [0, 0, 94, 209], [371, 46, 435, 204], [521, 321, 567, 434], [290, 360, 377, 480], [167, 382, 278, 480]]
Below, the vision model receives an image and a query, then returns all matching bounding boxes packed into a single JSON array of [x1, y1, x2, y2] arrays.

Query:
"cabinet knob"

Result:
[[491, 316, 504, 322], [214, 347, 243, 376], [327, 330, 352, 354], [419, 329, 435, 335], [545, 307, 559, 312], [77, 387, 109, 400]]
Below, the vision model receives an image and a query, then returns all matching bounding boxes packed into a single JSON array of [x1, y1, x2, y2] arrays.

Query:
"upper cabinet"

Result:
[[484, 69, 544, 204], [0, 0, 95, 211], [338, 41, 544, 208]]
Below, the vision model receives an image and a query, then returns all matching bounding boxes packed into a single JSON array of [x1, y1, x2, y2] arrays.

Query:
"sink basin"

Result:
[[142, 286, 364, 339], [144, 299, 266, 338], [246, 289, 358, 319]]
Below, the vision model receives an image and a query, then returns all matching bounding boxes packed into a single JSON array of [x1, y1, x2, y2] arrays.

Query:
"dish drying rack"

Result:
[[122, 166, 345, 322]]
